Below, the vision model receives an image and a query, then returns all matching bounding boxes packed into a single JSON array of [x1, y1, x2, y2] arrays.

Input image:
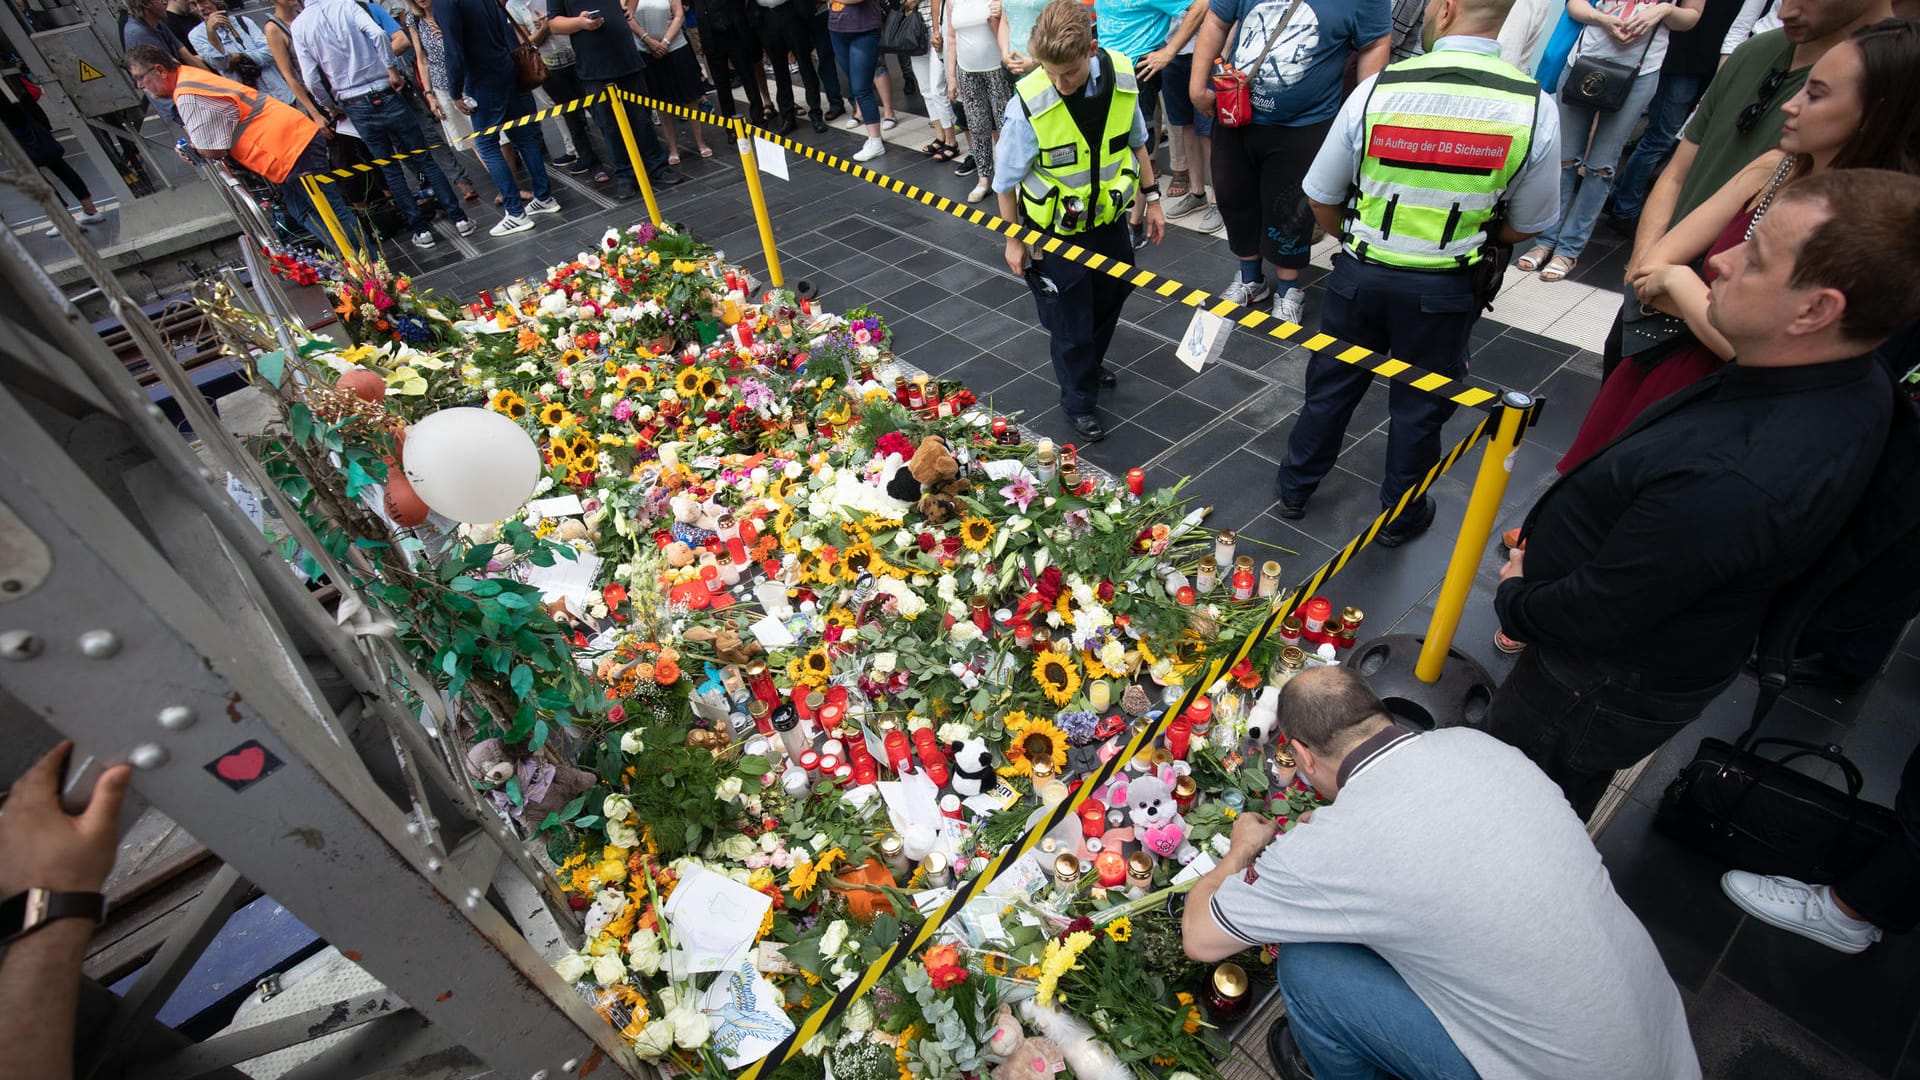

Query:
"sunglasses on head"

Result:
[[1736, 66, 1789, 135]]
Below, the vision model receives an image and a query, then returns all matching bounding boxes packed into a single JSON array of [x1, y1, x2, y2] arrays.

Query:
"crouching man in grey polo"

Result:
[[1181, 666, 1699, 1080]]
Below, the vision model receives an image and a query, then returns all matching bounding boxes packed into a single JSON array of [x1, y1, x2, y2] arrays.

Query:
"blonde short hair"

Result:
[[1028, 0, 1095, 67]]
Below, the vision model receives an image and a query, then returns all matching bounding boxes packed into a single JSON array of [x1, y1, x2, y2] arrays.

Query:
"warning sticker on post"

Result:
[[79, 59, 105, 81]]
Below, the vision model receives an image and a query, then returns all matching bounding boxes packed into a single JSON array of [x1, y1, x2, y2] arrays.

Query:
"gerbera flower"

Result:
[[539, 402, 573, 428], [1032, 652, 1082, 707], [489, 389, 529, 419], [959, 518, 994, 551]]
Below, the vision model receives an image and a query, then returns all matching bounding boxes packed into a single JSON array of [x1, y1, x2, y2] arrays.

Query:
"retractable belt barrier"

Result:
[[312, 90, 610, 185], [610, 87, 1505, 414]]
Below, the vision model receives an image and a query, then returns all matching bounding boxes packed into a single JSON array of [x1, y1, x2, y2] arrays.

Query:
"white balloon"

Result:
[[403, 407, 541, 523]]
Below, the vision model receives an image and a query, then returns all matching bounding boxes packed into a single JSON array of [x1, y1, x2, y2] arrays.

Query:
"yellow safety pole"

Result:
[[733, 117, 785, 288], [303, 174, 358, 260], [1415, 390, 1533, 682], [606, 88, 662, 227]]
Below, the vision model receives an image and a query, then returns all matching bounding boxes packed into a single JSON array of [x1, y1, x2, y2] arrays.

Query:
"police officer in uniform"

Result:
[[1275, 0, 1560, 543], [994, 0, 1166, 443]]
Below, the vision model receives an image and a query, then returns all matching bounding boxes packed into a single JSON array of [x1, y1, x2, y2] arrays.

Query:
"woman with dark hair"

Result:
[[1558, 17, 1920, 472]]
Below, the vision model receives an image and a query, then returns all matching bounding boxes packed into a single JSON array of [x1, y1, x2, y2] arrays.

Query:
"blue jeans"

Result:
[[830, 28, 881, 126], [339, 90, 467, 230], [1608, 72, 1707, 221], [1275, 944, 1481, 1080], [588, 72, 670, 183], [468, 81, 552, 217], [812, 9, 844, 108], [1278, 254, 1477, 508], [283, 139, 375, 257], [1539, 68, 1661, 261]]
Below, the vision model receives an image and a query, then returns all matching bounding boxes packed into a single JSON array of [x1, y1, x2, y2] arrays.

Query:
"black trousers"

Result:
[[755, 1, 823, 120], [702, 22, 765, 119], [1484, 646, 1734, 818], [1837, 742, 1920, 932], [1277, 253, 1478, 508], [587, 71, 671, 181], [544, 63, 605, 169], [1026, 218, 1135, 417], [1211, 117, 1332, 269]]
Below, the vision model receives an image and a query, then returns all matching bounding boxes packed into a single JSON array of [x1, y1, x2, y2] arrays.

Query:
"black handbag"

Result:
[[1563, 33, 1653, 112], [880, 0, 929, 56], [1617, 284, 1694, 361], [1654, 683, 1898, 883]]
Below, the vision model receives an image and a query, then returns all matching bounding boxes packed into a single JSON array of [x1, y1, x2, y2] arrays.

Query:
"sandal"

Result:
[[1540, 255, 1577, 282], [1515, 245, 1553, 272], [1166, 170, 1190, 198], [699, 146, 713, 158], [921, 139, 945, 156], [933, 141, 960, 161], [592, 169, 612, 184], [668, 153, 681, 165]]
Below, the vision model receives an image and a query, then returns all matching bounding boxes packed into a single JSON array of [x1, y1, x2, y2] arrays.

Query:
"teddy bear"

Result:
[[984, 1004, 1025, 1061], [465, 738, 596, 825], [993, 1038, 1066, 1080], [884, 436, 975, 523], [948, 737, 996, 798], [682, 624, 762, 666], [1114, 769, 1198, 864]]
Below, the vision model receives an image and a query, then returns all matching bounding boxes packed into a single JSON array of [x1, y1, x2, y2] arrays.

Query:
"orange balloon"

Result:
[[338, 368, 387, 402], [383, 469, 430, 526]]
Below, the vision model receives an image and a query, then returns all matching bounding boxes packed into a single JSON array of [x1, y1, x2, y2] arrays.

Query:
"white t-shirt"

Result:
[[1572, 0, 1670, 74], [1208, 727, 1701, 1080], [948, 0, 1001, 73]]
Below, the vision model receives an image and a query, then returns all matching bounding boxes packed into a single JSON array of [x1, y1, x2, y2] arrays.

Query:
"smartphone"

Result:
[[1023, 266, 1059, 296], [60, 752, 109, 814], [582, 8, 601, 16]]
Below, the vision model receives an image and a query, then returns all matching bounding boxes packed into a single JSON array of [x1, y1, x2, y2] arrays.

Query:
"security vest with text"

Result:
[[1345, 48, 1536, 269], [1013, 50, 1139, 235], [173, 67, 320, 185]]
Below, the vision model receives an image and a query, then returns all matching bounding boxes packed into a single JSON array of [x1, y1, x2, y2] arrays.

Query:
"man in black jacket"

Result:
[[1485, 169, 1920, 818]]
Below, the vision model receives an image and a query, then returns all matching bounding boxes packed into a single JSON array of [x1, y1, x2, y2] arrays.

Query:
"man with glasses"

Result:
[[126, 44, 374, 256], [1615, 0, 1891, 370], [1180, 665, 1700, 1080]]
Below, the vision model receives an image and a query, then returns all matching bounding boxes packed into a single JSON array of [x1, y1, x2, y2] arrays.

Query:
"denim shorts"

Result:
[[1161, 53, 1212, 137]]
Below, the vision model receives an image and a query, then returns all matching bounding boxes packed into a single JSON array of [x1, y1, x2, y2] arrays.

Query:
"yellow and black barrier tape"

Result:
[[734, 399, 1530, 1079], [315, 90, 609, 184], [608, 87, 1505, 414]]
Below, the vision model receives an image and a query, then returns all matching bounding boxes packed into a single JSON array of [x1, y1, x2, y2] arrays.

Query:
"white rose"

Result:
[[627, 928, 665, 975], [620, 729, 646, 755], [872, 652, 897, 674], [715, 776, 745, 802], [553, 950, 593, 983], [604, 794, 636, 821], [720, 834, 756, 860], [605, 818, 639, 849], [591, 951, 628, 986], [631, 1017, 677, 1058], [810, 832, 830, 851], [1211, 833, 1232, 856], [820, 919, 850, 956], [950, 620, 981, 644], [936, 722, 972, 744], [727, 867, 754, 886], [761, 832, 782, 852], [667, 1001, 710, 1048]]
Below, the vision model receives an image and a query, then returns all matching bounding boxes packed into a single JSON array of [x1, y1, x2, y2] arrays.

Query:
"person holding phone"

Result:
[[0, 742, 133, 1080]]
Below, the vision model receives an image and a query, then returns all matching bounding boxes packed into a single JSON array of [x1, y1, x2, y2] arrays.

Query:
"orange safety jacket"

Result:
[[173, 67, 320, 184]]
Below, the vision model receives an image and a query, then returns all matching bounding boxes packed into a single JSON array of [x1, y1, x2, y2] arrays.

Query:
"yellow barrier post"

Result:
[[732, 118, 785, 288], [605, 88, 663, 228], [1414, 389, 1533, 682], [303, 175, 359, 260]]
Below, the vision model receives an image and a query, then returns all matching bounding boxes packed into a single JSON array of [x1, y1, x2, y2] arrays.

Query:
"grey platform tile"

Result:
[[1688, 975, 1887, 1080]]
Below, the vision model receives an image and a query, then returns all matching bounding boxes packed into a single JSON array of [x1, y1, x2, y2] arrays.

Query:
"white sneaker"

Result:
[[1164, 191, 1207, 219], [1273, 287, 1306, 326], [966, 182, 989, 203], [1197, 204, 1223, 233], [852, 137, 886, 162], [1220, 276, 1272, 307], [410, 229, 437, 249], [42, 216, 71, 237], [490, 213, 533, 236], [454, 217, 476, 237], [74, 208, 107, 225], [525, 196, 561, 216], [1721, 871, 1883, 954]]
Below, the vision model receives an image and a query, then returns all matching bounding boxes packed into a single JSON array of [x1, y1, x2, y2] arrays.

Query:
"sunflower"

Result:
[[569, 433, 597, 460], [1032, 652, 1082, 707], [698, 375, 722, 399], [787, 647, 833, 688], [1006, 711, 1067, 768], [673, 368, 703, 397], [824, 606, 857, 632], [959, 517, 994, 551], [538, 402, 573, 428], [574, 448, 601, 474], [1105, 916, 1132, 943], [489, 388, 529, 419], [1055, 590, 1075, 627], [559, 348, 586, 366], [548, 439, 577, 468], [619, 368, 654, 393], [773, 504, 796, 536], [981, 952, 1010, 976], [841, 541, 877, 578], [769, 475, 796, 502]]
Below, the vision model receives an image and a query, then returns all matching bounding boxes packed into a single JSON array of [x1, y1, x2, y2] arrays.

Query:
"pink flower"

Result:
[[612, 399, 635, 421], [608, 704, 627, 723], [1000, 472, 1040, 512], [852, 327, 872, 344]]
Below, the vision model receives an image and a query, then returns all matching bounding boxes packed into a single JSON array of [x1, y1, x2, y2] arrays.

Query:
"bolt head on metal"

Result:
[[0, 630, 42, 661], [563, 1060, 579, 1073], [530, 1071, 549, 1080], [405, 822, 421, 836], [129, 744, 169, 769], [425, 858, 443, 872], [157, 705, 195, 730], [77, 629, 121, 659]]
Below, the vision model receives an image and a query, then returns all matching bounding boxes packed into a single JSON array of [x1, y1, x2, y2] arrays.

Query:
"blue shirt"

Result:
[[991, 53, 1151, 197], [1299, 37, 1563, 235], [1095, 0, 1194, 61], [1207, 0, 1389, 126], [292, 0, 401, 106]]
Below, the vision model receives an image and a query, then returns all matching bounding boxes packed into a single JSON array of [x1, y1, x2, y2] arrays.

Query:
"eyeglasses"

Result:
[[1736, 66, 1789, 135]]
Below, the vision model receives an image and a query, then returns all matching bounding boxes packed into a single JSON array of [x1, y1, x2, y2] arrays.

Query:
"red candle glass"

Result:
[[1079, 799, 1107, 838], [1184, 696, 1213, 730], [1095, 850, 1127, 887], [1013, 621, 1034, 648], [1165, 717, 1192, 760], [885, 730, 913, 775], [1176, 585, 1196, 606], [1126, 468, 1144, 496]]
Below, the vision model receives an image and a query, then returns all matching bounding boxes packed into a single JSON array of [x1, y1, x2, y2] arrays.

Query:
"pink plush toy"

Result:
[[1111, 766, 1199, 863], [993, 1038, 1065, 1080]]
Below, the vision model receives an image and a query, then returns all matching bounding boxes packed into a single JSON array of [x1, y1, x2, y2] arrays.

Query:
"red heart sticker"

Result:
[[204, 740, 282, 792]]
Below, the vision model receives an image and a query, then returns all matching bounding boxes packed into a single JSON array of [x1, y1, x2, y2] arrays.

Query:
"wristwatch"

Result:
[[0, 888, 105, 946]]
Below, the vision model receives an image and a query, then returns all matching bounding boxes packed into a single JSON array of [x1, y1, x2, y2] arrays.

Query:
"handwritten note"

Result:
[[662, 863, 772, 973]]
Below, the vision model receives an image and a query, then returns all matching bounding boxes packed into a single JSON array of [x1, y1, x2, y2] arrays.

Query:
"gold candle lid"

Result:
[[1275, 747, 1297, 768], [1280, 614, 1303, 633], [1341, 606, 1364, 624], [1195, 559, 1214, 575], [1261, 560, 1282, 577], [806, 690, 826, 711], [1053, 853, 1081, 882], [1031, 758, 1056, 780], [1216, 528, 1235, 544], [1233, 555, 1254, 572], [1213, 962, 1249, 999], [880, 835, 904, 857], [1173, 775, 1197, 799], [1126, 851, 1153, 881], [749, 700, 770, 718], [1279, 645, 1307, 669], [1150, 748, 1174, 769], [744, 660, 768, 678]]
